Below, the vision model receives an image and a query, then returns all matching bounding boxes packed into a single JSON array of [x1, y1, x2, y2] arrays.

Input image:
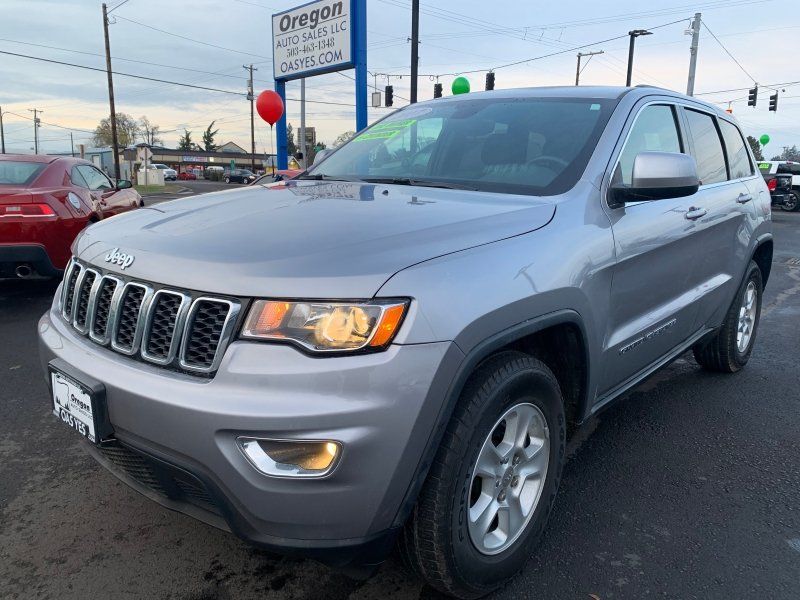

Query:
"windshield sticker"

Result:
[[590, 103, 601, 111], [352, 119, 417, 142]]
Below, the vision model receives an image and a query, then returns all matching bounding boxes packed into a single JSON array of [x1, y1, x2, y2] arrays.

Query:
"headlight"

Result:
[[241, 299, 408, 353]]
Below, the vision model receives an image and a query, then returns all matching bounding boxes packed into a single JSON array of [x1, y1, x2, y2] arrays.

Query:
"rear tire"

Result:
[[784, 191, 800, 212], [693, 260, 762, 373], [399, 351, 565, 599], [224, 177, 230, 184]]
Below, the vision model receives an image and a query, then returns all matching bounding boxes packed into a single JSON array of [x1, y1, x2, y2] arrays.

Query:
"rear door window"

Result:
[[615, 104, 683, 186], [718, 119, 753, 179], [683, 109, 727, 185]]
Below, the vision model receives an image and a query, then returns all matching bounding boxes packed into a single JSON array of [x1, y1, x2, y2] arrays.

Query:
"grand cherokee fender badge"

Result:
[[104, 247, 135, 270], [619, 318, 677, 355]]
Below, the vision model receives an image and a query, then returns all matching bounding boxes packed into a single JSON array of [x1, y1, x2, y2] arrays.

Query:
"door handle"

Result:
[[736, 193, 753, 204], [685, 207, 707, 220]]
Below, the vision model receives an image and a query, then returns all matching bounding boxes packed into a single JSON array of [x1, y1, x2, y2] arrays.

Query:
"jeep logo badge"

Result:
[[104, 247, 135, 270]]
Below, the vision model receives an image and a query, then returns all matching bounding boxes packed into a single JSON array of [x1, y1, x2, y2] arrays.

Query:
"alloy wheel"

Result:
[[737, 281, 757, 353], [468, 402, 550, 555]]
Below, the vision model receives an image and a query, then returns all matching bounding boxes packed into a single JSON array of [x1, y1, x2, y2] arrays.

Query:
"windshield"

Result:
[[0, 161, 46, 186], [308, 96, 616, 196]]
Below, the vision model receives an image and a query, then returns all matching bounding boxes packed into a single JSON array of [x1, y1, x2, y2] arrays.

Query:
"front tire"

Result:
[[693, 260, 763, 372], [399, 352, 565, 599], [224, 177, 230, 184]]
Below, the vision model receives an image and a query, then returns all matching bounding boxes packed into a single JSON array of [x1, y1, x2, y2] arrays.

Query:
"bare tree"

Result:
[[139, 116, 163, 146]]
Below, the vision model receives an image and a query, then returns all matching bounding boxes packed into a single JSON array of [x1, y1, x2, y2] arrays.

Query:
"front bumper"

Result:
[[38, 303, 458, 564]]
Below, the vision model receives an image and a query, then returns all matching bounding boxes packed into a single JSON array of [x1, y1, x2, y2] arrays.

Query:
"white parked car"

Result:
[[139, 163, 177, 181]]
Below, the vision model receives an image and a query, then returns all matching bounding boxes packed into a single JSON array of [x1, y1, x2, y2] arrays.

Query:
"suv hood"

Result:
[[74, 181, 556, 298]]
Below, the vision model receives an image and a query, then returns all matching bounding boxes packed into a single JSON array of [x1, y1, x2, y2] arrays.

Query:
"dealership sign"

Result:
[[272, 0, 353, 81]]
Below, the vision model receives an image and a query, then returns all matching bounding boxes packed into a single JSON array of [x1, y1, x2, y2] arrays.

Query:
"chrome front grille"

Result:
[[60, 260, 240, 375]]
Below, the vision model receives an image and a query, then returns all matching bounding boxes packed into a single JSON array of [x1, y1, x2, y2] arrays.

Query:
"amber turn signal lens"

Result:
[[369, 304, 406, 348]]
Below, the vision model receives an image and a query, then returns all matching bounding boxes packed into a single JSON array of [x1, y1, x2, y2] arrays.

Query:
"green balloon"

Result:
[[759, 134, 770, 146], [451, 76, 470, 95]]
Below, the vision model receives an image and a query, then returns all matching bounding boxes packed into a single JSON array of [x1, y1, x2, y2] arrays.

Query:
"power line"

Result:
[[0, 37, 250, 81], [0, 50, 247, 96], [372, 17, 688, 78], [113, 14, 271, 60], [695, 80, 800, 96], [4, 111, 95, 134], [701, 21, 757, 84]]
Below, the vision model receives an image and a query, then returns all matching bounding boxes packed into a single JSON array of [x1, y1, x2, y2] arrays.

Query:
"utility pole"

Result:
[[300, 78, 307, 169], [575, 50, 604, 86], [686, 13, 702, 96], [0, 106, 5, 154], [70, 132, 75, 157], [626, 29, 652, 86], [244, 64, 257, 173], [29, 108, 43, 154], [410, 0, 420, 103], [102, 3, 120, 179]]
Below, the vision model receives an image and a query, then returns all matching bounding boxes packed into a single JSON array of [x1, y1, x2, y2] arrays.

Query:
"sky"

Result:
[[1, 0, 799, 157]]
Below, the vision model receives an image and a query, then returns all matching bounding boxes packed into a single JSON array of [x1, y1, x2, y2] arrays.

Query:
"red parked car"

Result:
[[0, 154, 142, 278], [178, 171, 197, 180]]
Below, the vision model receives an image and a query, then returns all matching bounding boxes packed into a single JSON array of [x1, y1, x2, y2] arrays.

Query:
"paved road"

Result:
[[142, 180, 244, 206], [1, 212, 798, 600]]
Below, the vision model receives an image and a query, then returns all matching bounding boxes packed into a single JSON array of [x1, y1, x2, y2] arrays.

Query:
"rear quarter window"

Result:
[[718, 119, 754, 179]]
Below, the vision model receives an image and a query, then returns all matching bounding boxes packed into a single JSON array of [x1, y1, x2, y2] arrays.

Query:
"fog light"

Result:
[[238, 438, 341, 478]]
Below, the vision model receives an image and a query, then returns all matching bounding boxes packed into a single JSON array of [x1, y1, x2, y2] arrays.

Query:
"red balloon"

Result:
[[256, 90, 284, 126]]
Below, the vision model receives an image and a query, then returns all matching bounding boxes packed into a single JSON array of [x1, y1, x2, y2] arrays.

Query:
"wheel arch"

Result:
[[390, 309, 590, 529], [752, 235, 773, 287]]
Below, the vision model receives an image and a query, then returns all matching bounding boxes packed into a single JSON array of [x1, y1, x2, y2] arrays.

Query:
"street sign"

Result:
[[272, 0, 366, 170], [136, 146, 153, 162], [272, 0, 354, 81]]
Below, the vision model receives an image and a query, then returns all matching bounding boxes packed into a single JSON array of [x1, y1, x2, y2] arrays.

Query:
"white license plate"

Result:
[[52, 370, 96, 443]]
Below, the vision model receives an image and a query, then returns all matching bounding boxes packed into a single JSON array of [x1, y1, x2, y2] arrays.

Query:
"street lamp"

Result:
[[626, 29, 652, 87]]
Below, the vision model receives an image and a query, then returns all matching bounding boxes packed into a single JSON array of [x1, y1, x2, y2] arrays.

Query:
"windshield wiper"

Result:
[[363, 177, 477, 191], [296, 174, 364, 182]]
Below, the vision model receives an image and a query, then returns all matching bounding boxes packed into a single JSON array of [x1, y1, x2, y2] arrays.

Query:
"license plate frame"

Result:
[[49, 358, 113, 444]]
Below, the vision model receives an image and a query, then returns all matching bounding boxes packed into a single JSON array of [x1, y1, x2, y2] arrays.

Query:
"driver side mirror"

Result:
[[116, 179, 133, 190], [610, 152, 699, 207]]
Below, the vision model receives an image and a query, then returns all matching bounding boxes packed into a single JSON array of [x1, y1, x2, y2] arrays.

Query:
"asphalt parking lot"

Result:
[[141, 179, 244, 205], [1, 210, 798, 600]]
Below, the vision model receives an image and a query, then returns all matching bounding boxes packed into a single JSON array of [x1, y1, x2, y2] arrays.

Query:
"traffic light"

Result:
[[485, 71, 495, 91], [769, 91, 778, 112], [433, 83, 443, 98], [747, 86, 758, 107], [385, 85, 394, 107]]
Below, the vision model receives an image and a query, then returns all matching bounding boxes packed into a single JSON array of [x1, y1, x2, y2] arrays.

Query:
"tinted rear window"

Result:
[[0, 161, 46, 185], [777, 163, 800, 175]]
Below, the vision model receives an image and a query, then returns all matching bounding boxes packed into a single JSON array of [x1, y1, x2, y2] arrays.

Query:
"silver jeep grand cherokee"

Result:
[[39, 86, 772, 598]]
